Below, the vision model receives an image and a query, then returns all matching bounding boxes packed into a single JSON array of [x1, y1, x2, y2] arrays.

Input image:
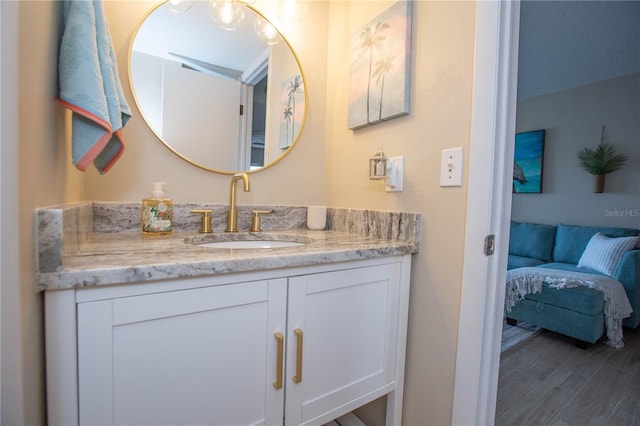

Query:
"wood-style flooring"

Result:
[[496, 325, 640, 425]]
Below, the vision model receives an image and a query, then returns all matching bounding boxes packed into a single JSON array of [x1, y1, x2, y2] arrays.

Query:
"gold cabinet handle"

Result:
[[273, 332, 284, 390], [293, 328, 303, 383]]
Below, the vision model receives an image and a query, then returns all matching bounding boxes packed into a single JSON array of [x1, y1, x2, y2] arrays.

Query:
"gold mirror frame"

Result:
[[127, 1, 308, 175]]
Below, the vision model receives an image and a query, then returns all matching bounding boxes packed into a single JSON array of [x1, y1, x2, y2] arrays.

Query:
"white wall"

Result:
[[513, 73, 640, 228], [2, 1, 85, 424]]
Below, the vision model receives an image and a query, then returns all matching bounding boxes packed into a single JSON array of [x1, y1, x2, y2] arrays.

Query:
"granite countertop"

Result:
[[36, 229, 415, 291], [36, 203, 421, 291]]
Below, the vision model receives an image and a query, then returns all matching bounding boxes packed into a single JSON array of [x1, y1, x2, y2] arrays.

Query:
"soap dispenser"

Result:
[[142, 182, 173, 235]]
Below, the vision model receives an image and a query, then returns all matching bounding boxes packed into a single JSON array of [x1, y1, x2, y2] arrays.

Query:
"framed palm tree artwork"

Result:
[[279, 73, 305, 149], [348, 1, 413, 130]]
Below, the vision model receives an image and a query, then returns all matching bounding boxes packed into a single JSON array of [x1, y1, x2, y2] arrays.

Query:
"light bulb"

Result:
[[254, 16, 280, 45], [165, 0, 193, 13], [209, 0, 245, 31]]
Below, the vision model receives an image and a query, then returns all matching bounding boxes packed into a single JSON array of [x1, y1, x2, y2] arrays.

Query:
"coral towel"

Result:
[[58, 0, 131, 174]]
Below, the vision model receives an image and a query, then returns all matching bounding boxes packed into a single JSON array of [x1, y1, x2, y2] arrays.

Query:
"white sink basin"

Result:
[[199, 240, 306, 249], [187, 232, 311, 249]]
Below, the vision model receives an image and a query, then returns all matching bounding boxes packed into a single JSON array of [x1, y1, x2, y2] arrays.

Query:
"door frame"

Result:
[[1, 1, 21, 421], [451, 1, 520, 424]]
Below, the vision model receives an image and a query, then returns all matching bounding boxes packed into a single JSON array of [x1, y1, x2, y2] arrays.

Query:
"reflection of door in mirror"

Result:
[[251, 76, 267, 170], [239, 53, 269, 171], [130, 53, 263, 172], [164, 64, 241, 171]]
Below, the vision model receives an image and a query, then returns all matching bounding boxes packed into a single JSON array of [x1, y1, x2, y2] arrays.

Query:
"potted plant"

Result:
[[577, 126, 628, 193]]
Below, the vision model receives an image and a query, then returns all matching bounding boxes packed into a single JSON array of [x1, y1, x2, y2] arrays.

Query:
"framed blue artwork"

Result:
[[513, 129, 545, 193], [348, 1, 412, 130]]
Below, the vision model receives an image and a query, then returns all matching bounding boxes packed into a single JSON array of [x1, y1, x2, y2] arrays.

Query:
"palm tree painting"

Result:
[[349, 1, 412, 130], [279, 73, 305, 149]]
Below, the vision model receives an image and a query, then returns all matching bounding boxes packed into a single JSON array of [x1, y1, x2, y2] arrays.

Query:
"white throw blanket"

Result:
[[505, 267, 633, 349]]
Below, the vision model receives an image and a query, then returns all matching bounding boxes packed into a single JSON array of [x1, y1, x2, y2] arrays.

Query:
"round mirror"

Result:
[[128, 1, 307, 174]]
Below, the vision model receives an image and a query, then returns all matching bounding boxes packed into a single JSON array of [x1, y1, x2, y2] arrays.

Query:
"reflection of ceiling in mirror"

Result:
[[132, 1, 269, 74]]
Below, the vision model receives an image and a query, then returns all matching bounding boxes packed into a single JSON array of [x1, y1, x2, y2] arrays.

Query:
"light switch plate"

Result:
[[440, 147, 463, 187]]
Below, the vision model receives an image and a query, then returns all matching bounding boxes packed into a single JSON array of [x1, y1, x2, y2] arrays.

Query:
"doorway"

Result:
[[250, 75, 268, 169], [497, 1, 640, 423]]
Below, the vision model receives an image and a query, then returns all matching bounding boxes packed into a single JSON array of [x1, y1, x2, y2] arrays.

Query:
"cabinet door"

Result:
[[78, 279, 287, 426], [285, 263, 400, 425]]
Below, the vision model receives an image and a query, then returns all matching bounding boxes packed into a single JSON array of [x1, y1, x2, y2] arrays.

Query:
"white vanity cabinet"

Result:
[[77, 278, 288, 426], [45, 256, 411, 426]]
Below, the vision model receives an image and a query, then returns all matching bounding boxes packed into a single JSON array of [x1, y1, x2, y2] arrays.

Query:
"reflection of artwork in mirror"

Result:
[[513, 130, 545, 193], [348, 1, 412, 130], [128, 1, 307, 174], [279, 73, 305, 149]]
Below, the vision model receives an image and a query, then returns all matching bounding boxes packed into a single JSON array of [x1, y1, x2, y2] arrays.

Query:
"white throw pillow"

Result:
[[577, 232, 639, 277]]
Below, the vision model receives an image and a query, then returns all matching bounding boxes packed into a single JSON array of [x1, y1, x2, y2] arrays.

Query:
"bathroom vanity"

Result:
[[38, 203, 420, 426]]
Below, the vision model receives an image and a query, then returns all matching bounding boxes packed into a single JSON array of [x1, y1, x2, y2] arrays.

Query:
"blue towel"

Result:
[[58, 0, 131, 174]]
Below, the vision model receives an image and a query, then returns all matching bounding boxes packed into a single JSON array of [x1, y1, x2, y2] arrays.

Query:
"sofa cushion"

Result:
[[577, 233, 639, 277], [507, 299, 605, 343], [618, 250, 640, 328], [553, 224, 639, 264], [509, 221, 556, 261], [523, 281, 605, 316], [507, 255, 546, 270], [531, 262, 608, 314], [514, 262, 606, 329], [539, 262, 607, 276]]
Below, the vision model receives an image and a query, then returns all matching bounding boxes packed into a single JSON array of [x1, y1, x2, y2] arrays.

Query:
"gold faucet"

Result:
[[226, 172, 250, 232]]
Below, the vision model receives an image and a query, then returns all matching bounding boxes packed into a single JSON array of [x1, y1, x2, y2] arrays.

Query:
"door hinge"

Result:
[[484, 234, 495, 256], [240, 104, 244, 115]]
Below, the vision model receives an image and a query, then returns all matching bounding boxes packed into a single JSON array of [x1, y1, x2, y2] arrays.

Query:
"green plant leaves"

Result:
[[577, 142, 628, 175]]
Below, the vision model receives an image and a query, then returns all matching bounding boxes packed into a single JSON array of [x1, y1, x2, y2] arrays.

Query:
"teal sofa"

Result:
[[507, 221, 640, 346]]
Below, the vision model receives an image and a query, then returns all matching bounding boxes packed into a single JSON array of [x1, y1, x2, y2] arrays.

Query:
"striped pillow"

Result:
[[577, 232, 639, 277]]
